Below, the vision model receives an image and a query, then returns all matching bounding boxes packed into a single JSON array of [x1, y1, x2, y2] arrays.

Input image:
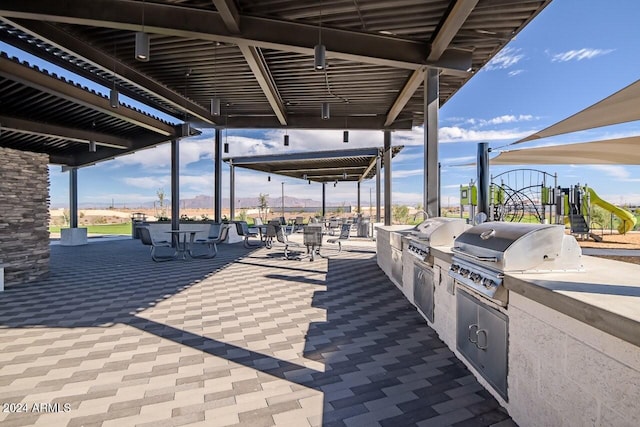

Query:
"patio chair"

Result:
[[327, 223, 351, 252], [293, 216, 305, 232], [327, 218, 342, 236], [235, 221, 261, 248], [190, 224, 230, 258], [265, 221, 300, 259], [138, 226, 177, 262], [195, 223, 221, 242]]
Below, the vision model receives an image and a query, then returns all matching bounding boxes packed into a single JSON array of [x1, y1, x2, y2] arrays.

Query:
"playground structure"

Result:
[[459, 168, 637, 240]]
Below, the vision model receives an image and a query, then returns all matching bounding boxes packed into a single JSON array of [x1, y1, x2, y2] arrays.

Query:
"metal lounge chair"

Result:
[[235, 221, 261, 248], [190, 224, 230, 258], [327, 222, 351, 252], [138, 226, 177, 262], [265, 221, 299, 259]]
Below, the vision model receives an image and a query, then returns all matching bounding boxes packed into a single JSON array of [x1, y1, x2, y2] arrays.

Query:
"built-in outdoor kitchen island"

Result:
[[377, 221, 640, 427]]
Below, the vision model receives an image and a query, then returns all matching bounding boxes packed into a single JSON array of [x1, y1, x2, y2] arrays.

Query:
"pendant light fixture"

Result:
[[89, 121, 97, 152], [268, 176, 271, 182], [321, 102, 330, 120], [314, 0, 326, 71], [210, 42, 221, 116], [211, 98, 221, 116], [342, 171, 347, 180], [284, 131, 289, 146], [135, 1, 150, 61], [223, 113, 229, 153], [343, 99, 349, 142]]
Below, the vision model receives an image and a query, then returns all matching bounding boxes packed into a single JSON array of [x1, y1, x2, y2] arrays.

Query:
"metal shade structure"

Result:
[[224, 146, 402, 183], [514, 79, 640, 144], [0, 0, 551, 132], [0, 52, 189, 167], [491, 136, 640, 165]]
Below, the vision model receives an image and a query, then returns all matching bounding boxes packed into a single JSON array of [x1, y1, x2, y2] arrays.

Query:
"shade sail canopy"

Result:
[[515, 79, 640, 144], [224, 146, 403, 183], [491, 136, 640, 165]]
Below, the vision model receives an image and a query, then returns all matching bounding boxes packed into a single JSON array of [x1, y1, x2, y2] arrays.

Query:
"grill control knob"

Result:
[[450, 265, 459, 273], [471, 273, 482, 283], [482, 278, 494, 289]]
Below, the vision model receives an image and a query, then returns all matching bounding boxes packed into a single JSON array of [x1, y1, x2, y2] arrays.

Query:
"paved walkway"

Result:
[[1, 239, 512, 426]]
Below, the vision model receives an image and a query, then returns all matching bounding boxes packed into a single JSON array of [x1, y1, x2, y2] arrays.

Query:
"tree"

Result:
[[258, 193, 269, 222], [156, 188, 167, 219], [392, 204, 410, 224]]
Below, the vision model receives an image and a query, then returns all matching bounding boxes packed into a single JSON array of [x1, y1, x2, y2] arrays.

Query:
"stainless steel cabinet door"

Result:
[[414, 266, 434, 322], [456, 290, 479, 363], [477, 303, 508, 400]]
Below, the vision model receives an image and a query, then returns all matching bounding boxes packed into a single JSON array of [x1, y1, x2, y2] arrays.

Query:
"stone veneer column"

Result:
[[0, 147, 50, 285]]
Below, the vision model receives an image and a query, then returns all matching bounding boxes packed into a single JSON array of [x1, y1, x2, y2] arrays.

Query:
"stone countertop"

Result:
[[375, 225, 416, 232], [504, 255, 640, 348]]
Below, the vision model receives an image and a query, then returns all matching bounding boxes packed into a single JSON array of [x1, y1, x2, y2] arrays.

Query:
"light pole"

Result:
[[281, 181, 285, 219]]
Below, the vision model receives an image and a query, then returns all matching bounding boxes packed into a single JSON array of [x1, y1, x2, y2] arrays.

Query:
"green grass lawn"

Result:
[[50, 223, 132, 235]]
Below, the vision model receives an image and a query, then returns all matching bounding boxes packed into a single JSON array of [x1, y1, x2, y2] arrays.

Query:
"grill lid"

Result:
[[410, 217, 467, 245], [452, 222, 583, 272]]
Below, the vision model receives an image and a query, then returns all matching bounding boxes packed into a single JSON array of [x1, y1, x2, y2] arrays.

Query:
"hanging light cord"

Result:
[[318, 0, 322, 46], [140, 0, 146, 32]]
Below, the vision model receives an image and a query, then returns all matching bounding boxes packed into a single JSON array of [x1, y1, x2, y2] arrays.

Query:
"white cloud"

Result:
[[551, 48, 614, 62], [484, 115, 535, 125], [392, 169, 424, 178], [588, 165, 630, 180], [441, 155, 475, 166], [483, 47, 524, 70], [508, 69, 524, 77], [121, 176, 169, 189], [438, 126, 531, 143]]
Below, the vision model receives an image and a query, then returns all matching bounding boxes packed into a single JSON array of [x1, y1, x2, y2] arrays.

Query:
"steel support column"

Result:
[[171, 139, 179, 231], [69, 167, 78, 228], [322, 182, 326, 218], [424, 68, 440, 217], [375, 155, 381, 222], [384, 131, 392, 226], [357, 181, 361, 213], [477, 142, 490, 220], [214, 128, 222, 222], [229, 160, 235, 221]]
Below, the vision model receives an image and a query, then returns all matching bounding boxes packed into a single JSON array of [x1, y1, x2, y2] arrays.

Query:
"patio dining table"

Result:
[[165, 229, 205, 260]]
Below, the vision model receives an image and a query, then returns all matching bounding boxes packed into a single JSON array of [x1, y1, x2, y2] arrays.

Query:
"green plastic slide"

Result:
[[586, 187, 637, 234]]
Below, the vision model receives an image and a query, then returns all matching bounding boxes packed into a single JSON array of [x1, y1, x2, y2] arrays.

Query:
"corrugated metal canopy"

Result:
[[0, 52, 188, 166], [224, 146, 403, 182], [0, 0, 551, 132]]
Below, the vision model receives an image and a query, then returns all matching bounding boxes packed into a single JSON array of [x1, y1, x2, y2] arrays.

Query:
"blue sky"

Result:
[[6, 0, 640, 209]]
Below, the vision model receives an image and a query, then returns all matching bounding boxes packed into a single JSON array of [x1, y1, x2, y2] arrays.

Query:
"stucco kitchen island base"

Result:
[[377, 237, 640, 427]]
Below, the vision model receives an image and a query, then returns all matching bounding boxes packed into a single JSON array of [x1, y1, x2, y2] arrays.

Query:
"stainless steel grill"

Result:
[[405, 218, 467, 264], [449, 222, 583, 306]]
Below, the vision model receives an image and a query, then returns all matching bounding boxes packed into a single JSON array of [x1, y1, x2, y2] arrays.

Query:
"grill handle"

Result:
[[476, 329, 488, 350], [452, 247, 498, 263], [468, 324, 478, 344]]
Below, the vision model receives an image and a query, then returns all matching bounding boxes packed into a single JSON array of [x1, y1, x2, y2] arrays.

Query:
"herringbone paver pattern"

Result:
[[0, 239, 512, 426]]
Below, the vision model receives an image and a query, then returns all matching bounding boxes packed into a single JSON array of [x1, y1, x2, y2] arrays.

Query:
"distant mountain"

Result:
[[69, 195, 352, 209]]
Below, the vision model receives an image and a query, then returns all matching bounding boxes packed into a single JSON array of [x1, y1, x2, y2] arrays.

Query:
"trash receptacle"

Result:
[[357, 219, 370, 237], [131, 213, 147, 239]]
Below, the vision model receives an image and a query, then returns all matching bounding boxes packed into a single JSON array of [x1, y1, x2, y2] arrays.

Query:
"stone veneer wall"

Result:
[[0, 147, 50, 285]]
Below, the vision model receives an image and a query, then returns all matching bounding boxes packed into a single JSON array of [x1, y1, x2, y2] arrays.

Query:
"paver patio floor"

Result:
[[0, 239, 513, 426]]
